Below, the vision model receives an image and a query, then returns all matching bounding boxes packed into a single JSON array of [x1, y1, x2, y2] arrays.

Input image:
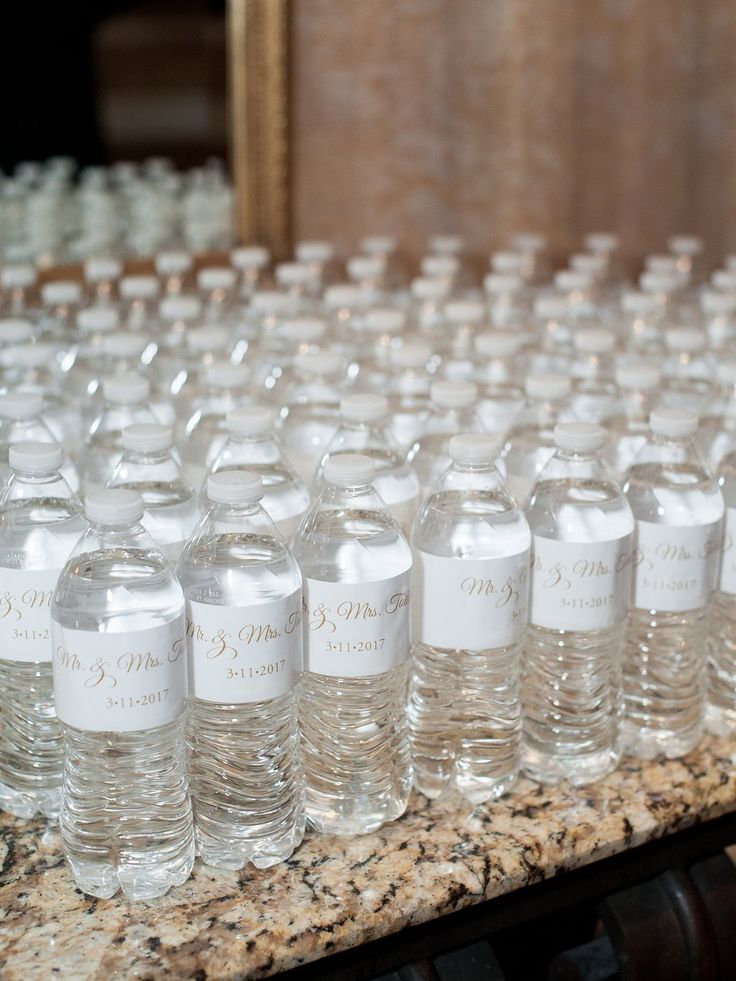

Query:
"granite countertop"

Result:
[[2, 734, 736, 980]]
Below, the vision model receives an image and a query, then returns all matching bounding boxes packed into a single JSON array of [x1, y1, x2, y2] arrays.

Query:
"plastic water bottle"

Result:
[[51, 488, 193, 900], [0, 390, 80, 494], [570, 328, 618, 422], [0, 442, 84, 818], [623, 409, 724, 758], [472, 331, 526, 436], [409, 434, 530, 802], [207, 406, 310, 540], [707, 443, 736, 734], [278, 351, 343, 482], [107, 424, 202, 561], [78, 374, 157, 494], [661, 327, 717, 417], [523, 423, 634, 784], [315, 393, 420, 533], [178, 471, 304, 869], [499, 373, 574, 503], [699, 361, 736, 469], [604, 363, 662, 479], [293, 454, 412, 834], [408, 381, 484, 494]]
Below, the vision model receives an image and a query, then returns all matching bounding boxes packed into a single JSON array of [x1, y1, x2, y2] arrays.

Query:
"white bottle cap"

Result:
[[701, 290, 736, 316], [621, 291, 660, 315], [324, 453, 375, 487], [484, 273, 523, 294], [119, 275, 160, 300], [227, 405, 274, 436], [668, 235, 703, 256], [717, 361, 736, 385], [554, 270, 593, 292], [421, 255, 459, 278], [0, 319, 33, 344], [511, 232, 545, 252], [186, 326, 230, 352], [205, 363, 251, 389], [102, 373, 150, 405], [0, 391, 44, 419], [431, 380, 477, 409], [389, 340, 432, 369], [197, 267, 236, 292], [534, 295, 569, 319], [122, 423, 173, 453], [275, 262, 315, 286], [411, 277, 449, 300], [474, 331, 523, 357], [646, 254, 681, 275], [429, 235, 464, 255], [364, 308, 406, 332], [361, 235, 397, 255], [86, 488, 144, 525], [490, 251, 526, 274], [554, 422, 606, 453], [250, 290, 297, 314], [231, 245, 270, 270], [155, 251, 192, 276], [570, 253, 606, 276], [100, 332, 149, 359], [650, 407, 698, 437], [525, 373, 571, 400], [278, 317, 327, 343], [1, 264, 37, 289], [449, 433, 497, 466], [207, 470, 263, 505], [322, 285, 366, 310], [712, 270, 736, 293], [573, 328, 616, 354], [341, 393, 388, 422], [159, 296, 201, 321], [9, 440, 63, 474], [295, 241, 334, 264], [347, 256, 384, 281], [293, 350, 343, 376], [84, 257, 122, 283], [664, 327, 706, 352], [41, 281, 82, 306], [584, 232, 619, 254], [77, 307, 120, 334], [444, 300, 485, 324], [615, 363, 661, 390], [0, 342, 53, 369], [640, 271, 681, 293]]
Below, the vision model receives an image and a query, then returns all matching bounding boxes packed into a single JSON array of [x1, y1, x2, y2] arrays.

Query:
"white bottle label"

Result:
[[0, 569, 60, 663], [531, 534, 635, 631], [303, 570, 411, 677], [413, 549, 530, 649], [185, 591, 302, 703], [720, 508, 736, 594], [633, 519, 723, 612], [51, 618, 187, 732]]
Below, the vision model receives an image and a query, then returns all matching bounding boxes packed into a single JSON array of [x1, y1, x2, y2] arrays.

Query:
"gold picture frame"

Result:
[[228, 0, 291, 259]]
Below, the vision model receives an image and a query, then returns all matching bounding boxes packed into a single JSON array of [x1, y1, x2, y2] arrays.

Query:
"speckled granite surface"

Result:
[[2, 735, 736, 980]]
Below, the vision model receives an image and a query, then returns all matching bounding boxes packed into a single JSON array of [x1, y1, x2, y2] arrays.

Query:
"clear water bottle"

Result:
[[499, 373, 574, 503], [386, 341, 434, 451], [315, 393, 420, 533], [699, 361, 736, 470], [293, 454, 412, 834], [604, 363, 662, 479], [620, 290, 664, 358], [472, 331, 526, 436], [78, 374, 157, 494], [178, 471, 304, 869], [0, 442, 84, 818], [570, 328, 618, 422], [661, 327, 717, 417], [51, 488, 193, 900], [107, 423, 202, 562], [408, 381, 484, 494], [278, 351, 344, 482], [207, 406, 310, 540], [119, 274, 161, 332], [410, 434, 530, 802], [623, 409, 724, 758], [0, 390, 80, 494], [707, 443, 736, 734], [523, 423, 634, 785]]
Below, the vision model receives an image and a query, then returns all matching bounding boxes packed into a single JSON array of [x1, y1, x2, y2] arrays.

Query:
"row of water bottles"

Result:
[[0, 228, 735, 904]]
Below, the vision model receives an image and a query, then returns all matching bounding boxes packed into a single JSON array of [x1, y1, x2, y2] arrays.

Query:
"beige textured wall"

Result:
[[290, 0, 736, 268]]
